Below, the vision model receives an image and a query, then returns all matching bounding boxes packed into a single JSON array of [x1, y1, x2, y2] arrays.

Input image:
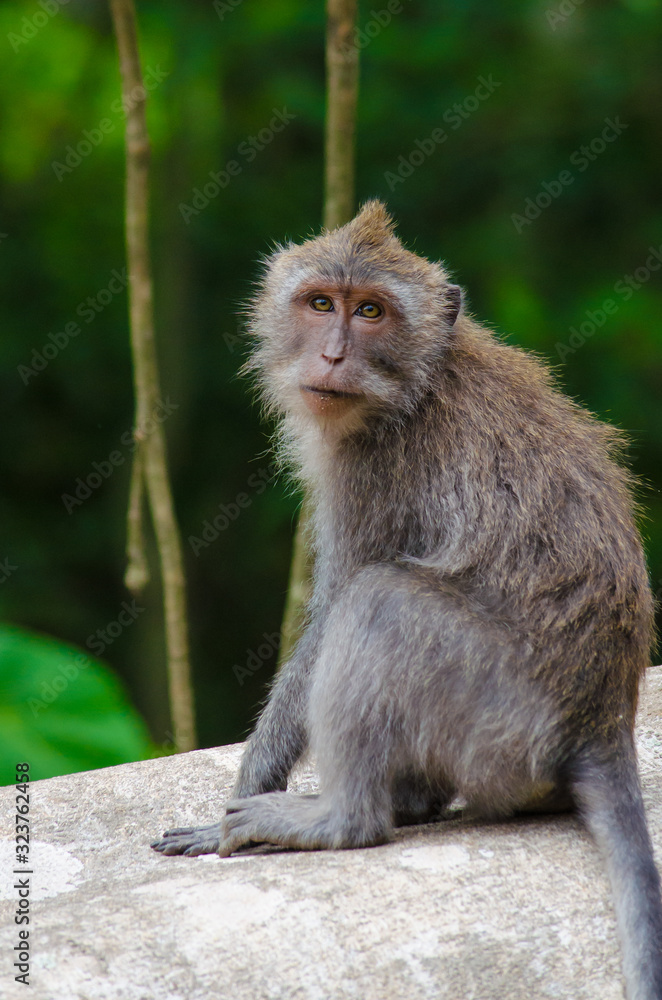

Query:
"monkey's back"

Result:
[[323, 318, 654, 734]]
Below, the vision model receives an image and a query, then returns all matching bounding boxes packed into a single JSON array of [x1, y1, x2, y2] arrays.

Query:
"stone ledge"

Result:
[[1, 667, 662, 1000]]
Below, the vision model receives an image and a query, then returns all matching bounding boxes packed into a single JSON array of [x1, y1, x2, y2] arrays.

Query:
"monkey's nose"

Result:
[[321, 351, 345, 366]]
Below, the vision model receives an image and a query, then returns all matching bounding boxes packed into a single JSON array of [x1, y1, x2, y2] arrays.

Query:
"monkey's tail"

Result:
[[570, 737, 662, 1000]]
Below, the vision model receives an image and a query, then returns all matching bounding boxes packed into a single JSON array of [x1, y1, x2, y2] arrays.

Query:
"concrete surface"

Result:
[[2, 667, 662, 1000]]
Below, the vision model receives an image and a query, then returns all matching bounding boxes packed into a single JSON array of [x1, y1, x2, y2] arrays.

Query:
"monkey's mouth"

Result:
[[301, 385, 358, 399], [300, 384, 361, 417]]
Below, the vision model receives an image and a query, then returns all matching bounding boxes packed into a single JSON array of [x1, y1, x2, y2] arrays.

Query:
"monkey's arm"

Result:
[[231, 621, 319, 797], [151, 621, 321, 857]]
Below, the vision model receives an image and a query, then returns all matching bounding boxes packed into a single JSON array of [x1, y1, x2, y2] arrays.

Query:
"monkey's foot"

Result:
[[151, 821, 225, 857], [219, 791, 388, 856]]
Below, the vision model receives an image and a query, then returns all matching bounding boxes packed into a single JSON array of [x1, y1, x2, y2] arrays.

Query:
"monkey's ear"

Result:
[[443, 283, 463, 327]]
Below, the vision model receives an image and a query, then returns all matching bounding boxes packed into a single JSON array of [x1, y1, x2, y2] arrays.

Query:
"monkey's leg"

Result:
[[229, 632, 313, 798], [570, 738, 662, 1000], [219, 607, 402, 854], [217, 563, 524, 856], [151, 625, 321, 857], [218, 790, 382, 856], [220, 779, 392, 855]]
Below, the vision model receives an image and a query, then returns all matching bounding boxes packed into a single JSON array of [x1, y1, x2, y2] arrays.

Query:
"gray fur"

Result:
[[152, 202, 661, 1000]]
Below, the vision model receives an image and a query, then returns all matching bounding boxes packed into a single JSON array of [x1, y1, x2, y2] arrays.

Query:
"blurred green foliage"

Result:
[[0, 0, 661, 775], [0, 626, 155, 779]]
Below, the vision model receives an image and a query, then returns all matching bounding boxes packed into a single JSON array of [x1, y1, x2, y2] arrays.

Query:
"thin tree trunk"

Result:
[[110, 0, 197, 752], [278, 0, 359, 666], [324, 0, 359, 231], [125, 449, 149, 594], [278, 503, 311, 666]]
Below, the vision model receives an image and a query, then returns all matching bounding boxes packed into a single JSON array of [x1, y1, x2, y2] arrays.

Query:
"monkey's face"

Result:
[[245, 201, 463, 438], [259, 267, 462, 437], [289, 280, 402, 423]]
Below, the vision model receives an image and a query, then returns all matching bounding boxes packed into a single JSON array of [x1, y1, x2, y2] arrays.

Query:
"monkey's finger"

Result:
[[159, 821, 223, 838], [151, 821, 226, 856], [151, 835, 219, 856], [151, 837, 197, 856], [181, 837, 224, 856]]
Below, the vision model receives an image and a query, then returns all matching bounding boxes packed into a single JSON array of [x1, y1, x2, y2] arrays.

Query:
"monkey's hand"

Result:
[[150, 821, 226, 857], [218, 792, 319, 856], [219, 791, 383, 855], [150, 801, 290, 858]]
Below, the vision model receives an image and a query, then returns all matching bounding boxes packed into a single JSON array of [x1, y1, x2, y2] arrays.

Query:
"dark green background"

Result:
[[1, 0, 661, 769]]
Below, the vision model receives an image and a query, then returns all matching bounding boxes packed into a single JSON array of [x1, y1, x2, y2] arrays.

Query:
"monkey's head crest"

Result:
[[305, 199, 442, 285], [333, 199, 397, 246]]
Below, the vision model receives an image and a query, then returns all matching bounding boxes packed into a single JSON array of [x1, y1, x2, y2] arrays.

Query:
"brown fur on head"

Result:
[[245, 200, 463, 440]]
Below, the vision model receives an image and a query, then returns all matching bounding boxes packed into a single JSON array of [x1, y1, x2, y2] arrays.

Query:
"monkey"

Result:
[[152, 201, 662, 1000]]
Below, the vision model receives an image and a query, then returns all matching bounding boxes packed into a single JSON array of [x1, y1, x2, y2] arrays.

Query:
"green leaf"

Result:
[[0, 625, 155, 783]]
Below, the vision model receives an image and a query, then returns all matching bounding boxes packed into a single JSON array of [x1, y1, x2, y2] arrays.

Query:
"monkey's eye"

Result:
[[355, 302, 382, 319], [310, 296, 334, 312]]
